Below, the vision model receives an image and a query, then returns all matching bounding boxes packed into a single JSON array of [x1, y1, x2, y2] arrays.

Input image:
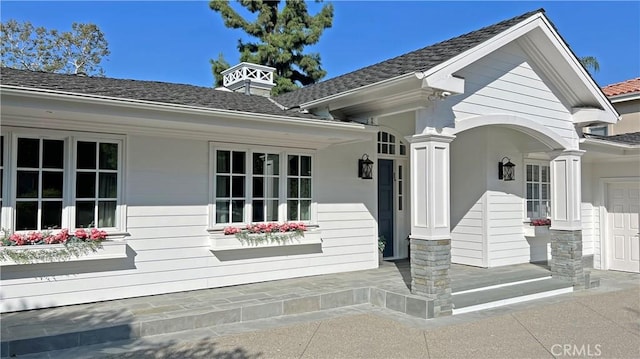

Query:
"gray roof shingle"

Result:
[[1, 8, 545, 118], [584, 132, 640, 145], [275, 9, 544, 108], [0, 67, 320, 119]]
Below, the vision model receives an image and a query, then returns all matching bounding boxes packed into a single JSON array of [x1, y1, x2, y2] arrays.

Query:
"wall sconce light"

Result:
[[358, 154, 374, 179], [498, 157, 516, 181]]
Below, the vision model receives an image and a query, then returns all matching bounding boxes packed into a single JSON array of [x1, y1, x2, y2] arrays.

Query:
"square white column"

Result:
[[550, 150, 584, 231], [407, 133, 455, 240]]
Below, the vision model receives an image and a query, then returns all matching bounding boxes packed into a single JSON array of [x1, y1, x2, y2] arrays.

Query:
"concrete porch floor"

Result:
[[1, 260, 583, 357]]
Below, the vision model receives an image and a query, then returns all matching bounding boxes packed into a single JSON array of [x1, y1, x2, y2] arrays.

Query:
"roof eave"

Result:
[[0, 85, 370, 132]]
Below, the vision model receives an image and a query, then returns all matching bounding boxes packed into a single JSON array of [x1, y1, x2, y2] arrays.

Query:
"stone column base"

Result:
[[410, 237, 452, 317], [550, 230, 585, 288]]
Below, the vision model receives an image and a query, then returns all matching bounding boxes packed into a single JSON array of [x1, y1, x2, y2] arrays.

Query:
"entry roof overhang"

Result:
[[298, 12, 619, 124]]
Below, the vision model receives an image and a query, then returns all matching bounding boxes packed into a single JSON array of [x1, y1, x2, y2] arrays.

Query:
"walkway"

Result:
[[1, 261, 624, 357]]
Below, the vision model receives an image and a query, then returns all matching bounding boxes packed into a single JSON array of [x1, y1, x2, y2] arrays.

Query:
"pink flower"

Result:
[[224, 226, 241, 235], [26, 231, 43, 244], [74, 229, 88, 239], [89, 228, 107, 240], [9, 233, 26, 246]]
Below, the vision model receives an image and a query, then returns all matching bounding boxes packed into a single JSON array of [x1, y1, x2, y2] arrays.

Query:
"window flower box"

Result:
[[523, 219, 551, 237], [0, 229, 128, 266], [210, 223, 322, 251]]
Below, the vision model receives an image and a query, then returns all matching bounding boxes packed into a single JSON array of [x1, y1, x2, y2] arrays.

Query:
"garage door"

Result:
[[607, 182, 640, 273]]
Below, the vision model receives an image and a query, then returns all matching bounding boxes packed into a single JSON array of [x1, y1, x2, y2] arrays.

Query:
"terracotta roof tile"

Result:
[[602, 78, 640, 97]]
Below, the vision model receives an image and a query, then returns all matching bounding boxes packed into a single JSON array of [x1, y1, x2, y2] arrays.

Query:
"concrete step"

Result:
[[452, 277, 573, 315], [1, 288, 371, 357], [451, 268, 551, 293]]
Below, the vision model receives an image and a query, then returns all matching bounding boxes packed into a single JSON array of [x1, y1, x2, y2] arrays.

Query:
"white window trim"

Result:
[[208, 143, 316, 230], [0, 127, 127, 234], [523, 159, 551, 221]]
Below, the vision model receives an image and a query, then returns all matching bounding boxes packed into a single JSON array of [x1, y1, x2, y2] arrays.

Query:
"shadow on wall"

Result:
[[0, 246, 137, 281]]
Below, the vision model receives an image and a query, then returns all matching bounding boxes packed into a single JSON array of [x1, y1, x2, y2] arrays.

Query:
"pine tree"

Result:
[[210, 0, 333, 95]]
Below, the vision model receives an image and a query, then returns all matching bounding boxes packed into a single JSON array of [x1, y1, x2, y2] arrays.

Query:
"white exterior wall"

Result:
[[430, 42, 575, 147], [0, 130, 377, 312], [450, 129, 487, 266], [582, 158, 640, 270]]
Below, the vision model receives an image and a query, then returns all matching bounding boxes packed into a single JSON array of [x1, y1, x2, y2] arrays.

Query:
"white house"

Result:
[[1, 8, 637, 315]]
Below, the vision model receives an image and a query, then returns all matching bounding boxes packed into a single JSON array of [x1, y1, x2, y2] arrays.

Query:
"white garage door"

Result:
[[607, 182, 640, 273]]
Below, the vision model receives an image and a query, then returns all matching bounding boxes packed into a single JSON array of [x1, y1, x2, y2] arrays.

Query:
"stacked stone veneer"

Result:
[[550, 230, 585, 288], [410, 237, 452, 317]]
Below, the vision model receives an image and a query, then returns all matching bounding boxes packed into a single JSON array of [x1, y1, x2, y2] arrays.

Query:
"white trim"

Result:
[[0, 240, 128, 266], [452, 286, 573, 315], [598, 177, 640, 271], [451, 114, 571, 150], [0, 127, 126, 233], [208, 143, 317, 229]]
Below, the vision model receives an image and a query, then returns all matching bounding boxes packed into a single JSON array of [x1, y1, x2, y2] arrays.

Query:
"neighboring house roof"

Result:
[[584, 132, 640, 145], [602, 78, 640, 97], [0, 67, 320, 119], [274, 8, 544, 108]]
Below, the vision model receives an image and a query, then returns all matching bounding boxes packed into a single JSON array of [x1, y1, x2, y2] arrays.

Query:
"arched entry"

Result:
[[377, 129, 409, 258]]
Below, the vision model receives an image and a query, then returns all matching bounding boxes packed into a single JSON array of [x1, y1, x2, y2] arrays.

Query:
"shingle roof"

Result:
[[275, 8, 545, 108], [0, 67, 320, 119], [585, 132, 640, 145], [602, 78, 640, 97]]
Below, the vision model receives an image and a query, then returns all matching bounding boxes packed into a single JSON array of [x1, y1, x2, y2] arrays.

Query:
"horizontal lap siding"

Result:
[[451, 130, 486, 267], [453, 43, 574, 142], [1, 135, 376, 312], [488, 189, 529, 267]]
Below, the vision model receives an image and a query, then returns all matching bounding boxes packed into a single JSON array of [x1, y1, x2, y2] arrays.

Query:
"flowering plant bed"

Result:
[[524, 219, 551, 237], [529, 218, 551, 226], [211, 222, 321, 251], [0, 228, 126, 265]]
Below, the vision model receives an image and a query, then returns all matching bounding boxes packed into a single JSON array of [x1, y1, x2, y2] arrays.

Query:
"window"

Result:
[[588, 126, 608, 136], [1, 131, 123, 232], [287, 154, 312, 221], [15, 137, 65, 230], [215, 150, 246, 224], [377, 131, 406, 156], [526, 163, 551, 219], [398, 164, 403, 211], [211, 147, 313, 226], [75, 141, 120, 228], [252, 152, 279, 222], [0, 136, 4, 221]]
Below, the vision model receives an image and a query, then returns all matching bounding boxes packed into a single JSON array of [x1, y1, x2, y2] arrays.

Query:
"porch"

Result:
[[1, 261, 593, 357]]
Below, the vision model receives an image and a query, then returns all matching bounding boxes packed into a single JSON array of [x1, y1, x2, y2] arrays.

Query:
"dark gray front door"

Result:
[[378, 159, 394, 257]]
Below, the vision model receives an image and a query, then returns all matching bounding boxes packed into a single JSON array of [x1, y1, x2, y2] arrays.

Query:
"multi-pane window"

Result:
[[212, 148, 313, 225], [0, 132, 122, 232], [287, 155, 312, 221], [215, 150, 246, 223], [377, 131, 406, 156], [15, 137, 65, 230], [0, 136, 3, 218], [252, 152, 279, 222], [75, 141, 119, 228], [526, 163, 551, 219]]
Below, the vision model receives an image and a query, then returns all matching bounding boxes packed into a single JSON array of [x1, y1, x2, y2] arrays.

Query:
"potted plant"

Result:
[[378, 235, 386, 264]]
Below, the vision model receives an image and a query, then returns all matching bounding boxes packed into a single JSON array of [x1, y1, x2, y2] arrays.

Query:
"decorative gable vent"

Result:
[[221, 62, 276, 97]]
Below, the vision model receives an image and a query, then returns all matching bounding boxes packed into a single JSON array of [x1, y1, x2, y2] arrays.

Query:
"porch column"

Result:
[[549, 150, 585, 287], [407, 133, 455, 317]]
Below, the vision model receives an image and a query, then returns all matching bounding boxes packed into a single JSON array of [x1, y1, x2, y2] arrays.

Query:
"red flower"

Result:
[[74, 229, 88, 239]]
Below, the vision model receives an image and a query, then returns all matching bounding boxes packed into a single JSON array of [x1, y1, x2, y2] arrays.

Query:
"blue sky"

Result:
[[1, 1, 639, 88]]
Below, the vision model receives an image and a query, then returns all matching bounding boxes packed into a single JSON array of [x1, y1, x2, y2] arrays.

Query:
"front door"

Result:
[[607, 182, 640, 273], [378, 159, 394, 257]]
